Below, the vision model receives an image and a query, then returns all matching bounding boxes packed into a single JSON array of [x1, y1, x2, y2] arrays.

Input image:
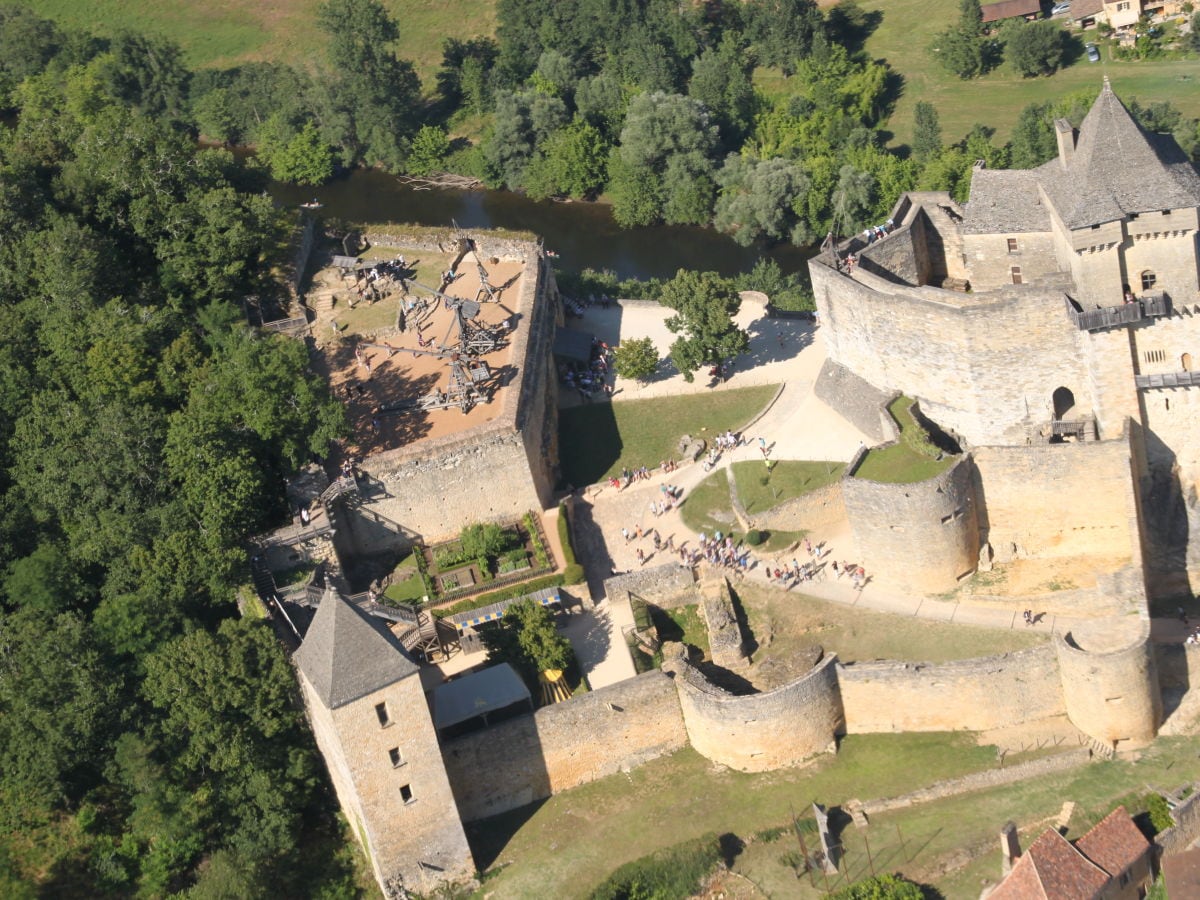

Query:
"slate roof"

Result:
[[432, 662, 531, 730], [989, 829, 1109, 900], [1037, 80, 1200, 229], [1069, 0, 1104, 19], [294, 585, 419, 710], [1074, 805, 1150, 877], [962, 168, 1051, 234], [982, 0, 1041, 22]]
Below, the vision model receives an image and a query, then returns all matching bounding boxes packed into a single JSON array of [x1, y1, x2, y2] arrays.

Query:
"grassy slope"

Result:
[[854, 0, 1200, 142], [20, 0, 498, 82]]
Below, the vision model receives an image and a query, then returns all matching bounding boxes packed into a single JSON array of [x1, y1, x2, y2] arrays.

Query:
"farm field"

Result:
[[19, 0, 498, 80]]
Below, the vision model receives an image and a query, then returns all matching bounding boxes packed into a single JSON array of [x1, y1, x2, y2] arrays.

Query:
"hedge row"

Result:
[[558, 502, 585, 585], [588, 833, 723, 900], [432, 573, 567, 619]]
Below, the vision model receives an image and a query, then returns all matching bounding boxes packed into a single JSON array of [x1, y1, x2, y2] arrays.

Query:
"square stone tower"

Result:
[[294, 586, 475, 897]]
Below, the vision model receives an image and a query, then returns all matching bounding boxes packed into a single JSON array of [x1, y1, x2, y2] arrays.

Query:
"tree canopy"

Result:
[[661, 270, 750, 381]]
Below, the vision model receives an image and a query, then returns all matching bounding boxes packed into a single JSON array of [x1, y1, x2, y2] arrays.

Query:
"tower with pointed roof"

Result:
[[294, 586, 475, 897]]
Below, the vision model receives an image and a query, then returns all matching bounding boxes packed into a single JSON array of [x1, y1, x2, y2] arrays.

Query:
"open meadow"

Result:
[[20, 0, 498, 80]]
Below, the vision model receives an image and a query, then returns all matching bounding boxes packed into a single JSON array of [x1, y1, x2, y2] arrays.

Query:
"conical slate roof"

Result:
[[1037, 79, 1200, 229], [294, 584, 419, 710]]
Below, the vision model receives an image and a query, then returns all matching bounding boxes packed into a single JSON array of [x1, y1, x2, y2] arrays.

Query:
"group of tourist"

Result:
[[861, 219, 895, 245], [561, 337, 613, 401]]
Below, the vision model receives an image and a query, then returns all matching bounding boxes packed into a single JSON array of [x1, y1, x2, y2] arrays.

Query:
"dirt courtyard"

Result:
[[308, 242, 527, 458]]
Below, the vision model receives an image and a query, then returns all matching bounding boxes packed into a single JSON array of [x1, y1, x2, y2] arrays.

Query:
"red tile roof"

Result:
[[988, 830, 1109, 900], [981, 0, 1042, 22], [1075, 806, 1150, 877], [1163, 847, 1200, 899]]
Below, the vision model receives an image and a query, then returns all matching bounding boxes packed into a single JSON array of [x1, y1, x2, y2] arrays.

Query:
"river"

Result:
[[268, 169, 814, 282]]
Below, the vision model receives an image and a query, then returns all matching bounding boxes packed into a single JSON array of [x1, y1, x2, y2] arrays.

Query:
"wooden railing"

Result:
[[1135, 370, 1200, 390], [1065, 292, 1170, 331], [1050, 418, 1092, 440], [261, 315, 310, 336]]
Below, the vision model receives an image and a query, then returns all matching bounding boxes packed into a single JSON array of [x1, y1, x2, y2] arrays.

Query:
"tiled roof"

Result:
[[1075, 805, 1150, 877], [294, 585, 419, 710], [963, 168, 1052, 234], [982, 0, 1041, 22], [1163, 847, 1200, 899], [1037, 80, 1200, 229], [989, 829, 1109, 900], [1069, 0, 1104, 18]]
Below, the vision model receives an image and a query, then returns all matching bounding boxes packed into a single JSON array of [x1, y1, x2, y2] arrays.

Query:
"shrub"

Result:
[[828, 873, 924, 899], [588, 834, 723, 900], [744, 529, 764, 546], [558, 503, 579, 566], [461, 522, 514, 559], [1146, 792, 1174, 834]]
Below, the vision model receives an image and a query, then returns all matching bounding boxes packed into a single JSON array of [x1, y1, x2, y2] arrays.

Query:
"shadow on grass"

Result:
[[558, 402, 622, 487], [466, 798, 549, 872]]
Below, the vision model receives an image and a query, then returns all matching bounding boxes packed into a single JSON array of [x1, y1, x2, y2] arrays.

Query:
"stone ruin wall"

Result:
[[812, 360, 898, 444], [842, 453, 980, 594], [441, 670, 687, 822], [971, 434, 1141, 569], [665, 653, 844, 773], [810, 248, 1093, 447], [1155, 785, 1200, 857], [752, 478, 848, 537], [837, 646, 1067, 734], [603, 564, 698, 611], [356, 249, 558, 542], [1054, 616, 1162, 747]]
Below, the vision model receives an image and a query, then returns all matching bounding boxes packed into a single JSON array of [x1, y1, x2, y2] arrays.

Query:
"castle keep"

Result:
[[810, 79, 1200, 597]]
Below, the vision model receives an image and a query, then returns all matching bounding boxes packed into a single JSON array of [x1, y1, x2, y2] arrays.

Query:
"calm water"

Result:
[[269, 169, 814, 281]]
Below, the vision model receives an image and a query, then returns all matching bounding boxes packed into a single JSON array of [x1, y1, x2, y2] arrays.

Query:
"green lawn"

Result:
[[854, 0, 1200, 142], [650, 603, 711, 658], [681, 468, 808, 552], [21, 0, 498, 83], [853, 396, 955, 484], [733, 459, 845, 515], [736, 582, 1045, 665], [558, 385, 778, 487], [465, 730, 1200, 899]]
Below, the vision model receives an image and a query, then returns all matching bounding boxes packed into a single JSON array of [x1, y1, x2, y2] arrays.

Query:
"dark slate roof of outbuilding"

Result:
[[1036, 80, 1200, 229], [962, 168, 1051, 234], [294, 585, 419, 710]]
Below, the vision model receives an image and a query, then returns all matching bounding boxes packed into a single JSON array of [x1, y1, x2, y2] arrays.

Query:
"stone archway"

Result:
[[1052, 386, 1075, 420]]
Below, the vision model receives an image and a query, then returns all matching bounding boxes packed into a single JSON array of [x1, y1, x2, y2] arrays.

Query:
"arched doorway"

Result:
[[1052, 387, 1075, 420]]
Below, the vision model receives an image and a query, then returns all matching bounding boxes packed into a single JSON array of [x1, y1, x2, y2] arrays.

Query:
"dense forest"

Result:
[[0, 10, 357, 896], [7, 1, 1197, 252]]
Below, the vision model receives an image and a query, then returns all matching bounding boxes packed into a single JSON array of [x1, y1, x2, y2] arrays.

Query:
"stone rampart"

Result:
[[752, 478, 848, 538], [1155, 786, 1200, 857], [665, 653, 843, 772], [363, 230, 540, 263], [812, 359, 896, 444], [838, 646, 1066, 733], [441, 670, 686, 822], [699, 578, 748, 669], [811, 229, 1093, 447], [842, 454, 980, 594], [357, 251, 558, 540], [603, 564, 697, 609], [972, 433, 1140, 566], [1055, 615, 1162, 747]]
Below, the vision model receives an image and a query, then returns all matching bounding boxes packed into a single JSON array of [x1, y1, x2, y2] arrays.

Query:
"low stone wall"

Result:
[[813, 360, 897, 444], [858, 748, 1093, 817], [363, 231, 540, 262], [666, 653, 844, 773], [838, 646, 1066, 733], [441, 671, 686, 822], [752, 480, 848, 536], [1155, 787, 1200, 856], [603, 564, 697, 609]]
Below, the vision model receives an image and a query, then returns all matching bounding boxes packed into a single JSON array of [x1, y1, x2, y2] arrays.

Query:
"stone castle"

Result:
[[281, 82, 1200, 897]]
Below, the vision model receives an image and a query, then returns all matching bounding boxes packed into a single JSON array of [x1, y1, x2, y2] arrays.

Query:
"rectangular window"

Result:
[[375, 702, 390, 727], [1011, 266, 1023, 285], [400, 784, 414, 804], [1006, 238, 1018, 252], [1142, 271, 1157, 291], [389, 747, 404, 767]]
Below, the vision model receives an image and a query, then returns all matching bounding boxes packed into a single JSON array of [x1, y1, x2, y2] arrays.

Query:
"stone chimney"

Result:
[[1000, 821, 1021, 875], [1055, 118, 1076, 170]]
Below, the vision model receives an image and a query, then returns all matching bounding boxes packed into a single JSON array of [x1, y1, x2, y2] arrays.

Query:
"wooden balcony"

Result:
[[1135, 371, 1200, 390], [1065, 292, 1170, 331]]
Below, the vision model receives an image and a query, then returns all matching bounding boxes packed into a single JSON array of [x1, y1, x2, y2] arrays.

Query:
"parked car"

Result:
[[1051, 1, 1071, 14], [1086, 42, 1101, 62]]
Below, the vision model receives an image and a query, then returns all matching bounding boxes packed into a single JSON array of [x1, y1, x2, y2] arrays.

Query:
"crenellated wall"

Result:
[[838, 646, 1066, 733], [842, 453, 980, 593], [665, 654, 844, 772]]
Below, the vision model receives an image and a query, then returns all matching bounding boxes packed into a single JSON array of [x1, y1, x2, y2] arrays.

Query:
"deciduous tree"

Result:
[[661, 270, 749, 381]]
